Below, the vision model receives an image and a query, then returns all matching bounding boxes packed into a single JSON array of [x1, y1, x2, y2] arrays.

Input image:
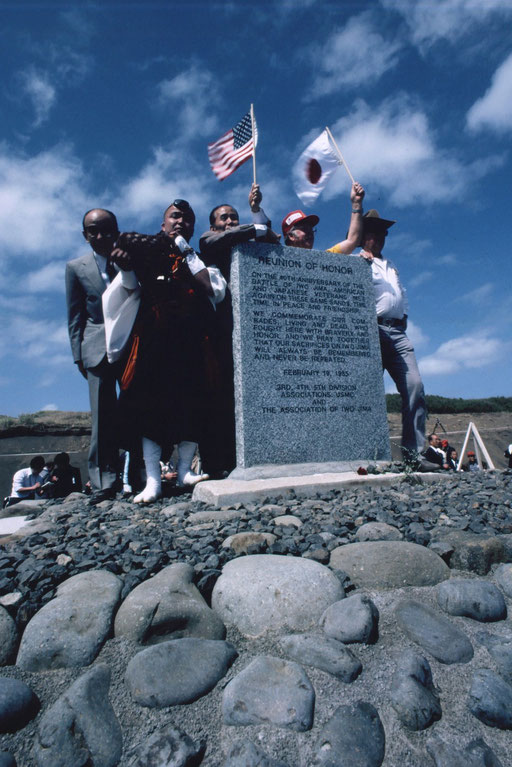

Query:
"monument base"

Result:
[[192, 470, 448, 508], [229, 460, 391, 481]]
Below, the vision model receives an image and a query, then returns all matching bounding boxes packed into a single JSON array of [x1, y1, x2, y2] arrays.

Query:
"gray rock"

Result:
[[0, 677, 40, 733], [271, 515, 302, 529], [17, 570, 122, 671], [126, 723, 206, 766], [125, 638, 237, 707], [212, 554, 344, 637], [0, 607, 17, 665], [330, 541, 449, 589], [186, 509, 244, 524], [476, 630, 512, 683], [34, 664, 122, 767], [395, 600, 473, 664], [432, 531, 505, 575], [437, 579, 506, 622], [426, 735, 503, 767], [494, 563, 512, 597], [114, 562, 225, 644], [223, 740, 289, 766], [355, 522, 402, 542], [0, 753, 16, 767], [0, 499, 44, 518], [223, 655, 314, 731], [390, 650, 441, 730], [320, 594, 379, 644], [313, 701, 385, 767], [221, 532, 276, 554], [278, 633, 361, 682], [468, 668, 512, 728]]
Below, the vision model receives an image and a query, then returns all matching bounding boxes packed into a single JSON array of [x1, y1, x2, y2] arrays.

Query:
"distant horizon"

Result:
[[2, 393, 511, 420]]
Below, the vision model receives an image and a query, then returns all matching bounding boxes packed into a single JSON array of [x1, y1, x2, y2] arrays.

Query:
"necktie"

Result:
[[106, 256, 117, 283]]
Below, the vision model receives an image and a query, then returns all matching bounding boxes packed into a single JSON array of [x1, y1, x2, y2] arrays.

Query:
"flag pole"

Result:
[[325, 126, 355, 185], [251, 103, 257, 185]]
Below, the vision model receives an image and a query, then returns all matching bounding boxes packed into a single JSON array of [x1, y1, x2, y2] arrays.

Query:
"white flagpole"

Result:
[[251, 103, 257, 186], [325, 126, 355, 185]]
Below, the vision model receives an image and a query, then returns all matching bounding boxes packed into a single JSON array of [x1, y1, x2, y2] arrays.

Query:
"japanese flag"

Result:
[[293, 129, 342, 206]]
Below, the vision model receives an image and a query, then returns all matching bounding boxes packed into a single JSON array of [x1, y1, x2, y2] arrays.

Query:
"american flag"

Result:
[[208, 111, 257, 181]]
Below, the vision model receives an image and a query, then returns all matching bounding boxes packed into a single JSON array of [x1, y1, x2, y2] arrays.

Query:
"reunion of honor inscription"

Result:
[[230, 242, 390, 477]]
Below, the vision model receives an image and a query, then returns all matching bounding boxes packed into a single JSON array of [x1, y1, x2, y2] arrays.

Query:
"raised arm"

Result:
[[326, 182, 365, 255]]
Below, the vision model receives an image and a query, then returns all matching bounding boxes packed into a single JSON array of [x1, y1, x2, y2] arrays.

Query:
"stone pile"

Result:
[[0, 470, 510, 765]]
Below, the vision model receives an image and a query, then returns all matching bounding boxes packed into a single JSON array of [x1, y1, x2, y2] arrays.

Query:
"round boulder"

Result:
[[212, 554, 344, 637], [330, 541, 450, 589]]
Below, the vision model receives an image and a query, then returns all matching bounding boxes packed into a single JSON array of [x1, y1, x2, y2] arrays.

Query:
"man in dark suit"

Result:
[[65, 208, 121, 500]]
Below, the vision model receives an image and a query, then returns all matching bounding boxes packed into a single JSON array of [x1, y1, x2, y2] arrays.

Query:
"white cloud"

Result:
[[112, 146, 213, 229], [157, 64, 220, 138], [20, 68, 56, 126], [419, 332, 504, 375], [0, 143, 89, 260], [409, 271, 434, 289], [41, 403, 58, 411], [306, 12, 402, 98], [437, 252, 458, 266], [407, 320, 428, 350], [467, 52, 512, 134], [456, 282, 494, 304], [323, 96, 503, 207], [380, 0, 512, 49], [26, 262, 66, 293]]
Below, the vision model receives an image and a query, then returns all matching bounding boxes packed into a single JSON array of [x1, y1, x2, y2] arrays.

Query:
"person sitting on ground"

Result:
[[462, 450, 481, 472], [48, 452, 82, 498], [6, 456, 47, 506], [446, 448, 459, 471], [423, 434, 450, 469]]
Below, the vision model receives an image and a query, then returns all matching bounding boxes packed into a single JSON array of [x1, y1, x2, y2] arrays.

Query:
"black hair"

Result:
[[209, 204, 238, 227], [163, 199, 195, 223], [30, 455, 46, 471]]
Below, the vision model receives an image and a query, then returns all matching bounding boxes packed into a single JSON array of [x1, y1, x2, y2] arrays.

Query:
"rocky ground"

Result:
[[0, 470, 512, 765]]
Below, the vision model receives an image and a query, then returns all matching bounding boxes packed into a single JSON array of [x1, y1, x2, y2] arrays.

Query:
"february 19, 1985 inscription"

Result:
[[230, 242, 390, 474]]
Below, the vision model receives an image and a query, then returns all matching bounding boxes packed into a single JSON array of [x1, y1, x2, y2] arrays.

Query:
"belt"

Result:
[[377, 316, 405, 327]]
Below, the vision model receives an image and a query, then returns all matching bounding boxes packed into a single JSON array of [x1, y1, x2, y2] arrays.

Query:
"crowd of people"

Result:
[[62, 181, 489, 505], [4, 453, 81, 507], [422, 433, 483, 472]]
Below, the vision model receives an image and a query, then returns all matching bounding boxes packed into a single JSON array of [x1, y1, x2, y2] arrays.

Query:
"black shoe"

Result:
[[89, 488, 116, 506]]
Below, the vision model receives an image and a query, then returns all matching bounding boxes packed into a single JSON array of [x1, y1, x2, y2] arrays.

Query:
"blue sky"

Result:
[[1, 0, 511, 416]]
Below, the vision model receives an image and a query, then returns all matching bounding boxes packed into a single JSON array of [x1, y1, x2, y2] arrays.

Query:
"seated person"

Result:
[[446, 448, 459, 471], [6, 455, 47, 506], [461, 450, 481, 472], [423, 434, 449, 469], [48, 452, 82, 498]]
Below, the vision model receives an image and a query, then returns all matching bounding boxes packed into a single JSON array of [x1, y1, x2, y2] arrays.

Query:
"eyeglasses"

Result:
[[83, 225, 118, 238]]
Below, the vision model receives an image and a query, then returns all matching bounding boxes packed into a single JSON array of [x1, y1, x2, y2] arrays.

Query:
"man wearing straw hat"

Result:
[[329, 209, 426, 462]]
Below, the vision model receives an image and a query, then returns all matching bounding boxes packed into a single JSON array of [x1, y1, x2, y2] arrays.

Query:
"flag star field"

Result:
[[0, 0, 511, 416]]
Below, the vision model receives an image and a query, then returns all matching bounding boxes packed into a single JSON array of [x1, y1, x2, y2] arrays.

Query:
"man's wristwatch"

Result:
[[352, 208, 362, 214]]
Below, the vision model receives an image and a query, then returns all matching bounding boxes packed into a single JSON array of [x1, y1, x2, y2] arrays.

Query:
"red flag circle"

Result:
[[306, 158, 322, 185]]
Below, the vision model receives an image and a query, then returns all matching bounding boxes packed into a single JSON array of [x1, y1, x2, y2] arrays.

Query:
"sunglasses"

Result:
[[83, 224, 118, 238]]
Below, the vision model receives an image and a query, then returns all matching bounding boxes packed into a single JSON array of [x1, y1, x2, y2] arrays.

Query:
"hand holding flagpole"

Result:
[[251, 103, 257, 186], [325, 126, 355, 185]]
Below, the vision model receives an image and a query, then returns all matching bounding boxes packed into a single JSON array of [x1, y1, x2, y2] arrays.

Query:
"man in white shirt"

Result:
[[345, 209, 426, 460], [9, 455, 47, 503]]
